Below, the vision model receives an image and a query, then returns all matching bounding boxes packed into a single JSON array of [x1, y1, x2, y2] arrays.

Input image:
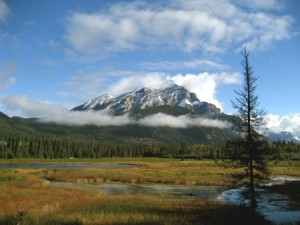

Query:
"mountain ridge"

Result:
[[72, 84, 221, 115], [0, 85, 298, 144]]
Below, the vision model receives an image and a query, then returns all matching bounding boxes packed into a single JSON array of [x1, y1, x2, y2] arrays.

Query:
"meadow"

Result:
[[0, 158, 299, 225]]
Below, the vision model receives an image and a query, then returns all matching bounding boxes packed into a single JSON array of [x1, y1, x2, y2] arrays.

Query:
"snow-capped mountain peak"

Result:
[[72, 85, 221, 115]]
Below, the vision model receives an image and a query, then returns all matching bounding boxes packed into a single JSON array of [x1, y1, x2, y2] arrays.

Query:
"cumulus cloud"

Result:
[[107, 72, 173, 96], [0, 0, 9, 22], [106, 72, 241, 110], [0, 62, 16, 89], [171, 72, 241, 109], [62, 71, 174, 101], [64, 71, 241, 110], [2, 95, 230, 129], [64, 0, 293, 57], [266, 113, 300, 140]]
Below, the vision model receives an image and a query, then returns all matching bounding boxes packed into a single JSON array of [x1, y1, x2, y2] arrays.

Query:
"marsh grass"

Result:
[[42, 159, 237, 186], [0, 158, 298, 224], [42, 159, 300, 186], [0, 181, 270, 225]]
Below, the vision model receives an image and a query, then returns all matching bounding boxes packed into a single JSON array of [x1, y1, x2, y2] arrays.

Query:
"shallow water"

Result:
[[0, 163, 137, 170], [217, 178, 300, 225], [50, 182, 223, 200], [51, 177, 300, 224]]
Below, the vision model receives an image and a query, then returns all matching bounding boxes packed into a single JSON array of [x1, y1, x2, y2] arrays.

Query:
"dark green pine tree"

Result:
[[229, 48, 269, 212]]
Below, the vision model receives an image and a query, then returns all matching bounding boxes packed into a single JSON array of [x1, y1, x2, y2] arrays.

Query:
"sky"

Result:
[[0, 0, 300, 138]]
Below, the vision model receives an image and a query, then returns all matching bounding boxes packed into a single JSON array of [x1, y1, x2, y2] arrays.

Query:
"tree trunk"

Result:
[[249, 153, 256, 212]]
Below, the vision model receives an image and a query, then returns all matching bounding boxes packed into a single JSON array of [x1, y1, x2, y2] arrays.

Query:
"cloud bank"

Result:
[[3, 96, 300, 139], [139, 113, 230, 129], [2, 95, 230, 129], [64, 0, 293, 57]]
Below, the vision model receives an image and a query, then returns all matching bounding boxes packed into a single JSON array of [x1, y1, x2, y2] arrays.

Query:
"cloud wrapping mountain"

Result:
[[3, 95, 230, 129], [139, 113, 230, 129], [74, 72, 241, 111]]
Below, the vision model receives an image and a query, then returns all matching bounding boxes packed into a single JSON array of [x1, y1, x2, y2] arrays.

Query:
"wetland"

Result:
[[0, 158, 299, 225]]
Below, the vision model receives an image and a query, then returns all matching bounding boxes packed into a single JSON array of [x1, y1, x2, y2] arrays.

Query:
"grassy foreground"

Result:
[[0, 158, 299, 225]]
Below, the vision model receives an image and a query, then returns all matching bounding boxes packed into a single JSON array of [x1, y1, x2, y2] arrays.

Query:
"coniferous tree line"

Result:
[[0, 133, 299, 159]]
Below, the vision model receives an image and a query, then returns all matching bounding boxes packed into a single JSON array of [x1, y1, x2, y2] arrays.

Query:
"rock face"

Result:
[[72, 85, 221, 115]]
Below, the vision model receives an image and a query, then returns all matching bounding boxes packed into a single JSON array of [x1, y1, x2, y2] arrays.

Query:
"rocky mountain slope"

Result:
[[72, 85, 221, 115], [0, 83, 298, 144]]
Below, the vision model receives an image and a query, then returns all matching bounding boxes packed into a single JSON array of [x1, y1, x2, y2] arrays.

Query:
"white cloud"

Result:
[[105, 72, 241, 110], [170, 72, 241, 110], [0, 0, 9, 22], [266, 113, 300, 139], [61, 70, 167, 101], [0, 62, 16, 89], [2, 95, 230, 129], [139, 113, 231, 129], [2, 95, 133, 126], [107, 72, 173, 96], [64, 0, 293, 57], [63, 71, 241, 111], [141, 59, 229, 71]]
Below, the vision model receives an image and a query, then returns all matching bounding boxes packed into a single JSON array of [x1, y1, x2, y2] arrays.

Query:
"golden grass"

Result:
[[0, 171, 270, 225], [0, 158, 298, 224], [43, 159, 300, 186], [43, 159, 236, 186]]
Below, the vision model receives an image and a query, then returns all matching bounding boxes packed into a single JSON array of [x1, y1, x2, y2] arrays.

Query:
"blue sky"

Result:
[[0, 0, 300, 137]]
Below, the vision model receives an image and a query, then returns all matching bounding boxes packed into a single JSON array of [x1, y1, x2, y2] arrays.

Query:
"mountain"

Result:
[[68, 85, 233, 144], [72, 85, 221, 115], [0, 110, 232, 145], [0, 85, 234, 145], [266, 131, 300, 143], [0, 84, 298, 145]]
